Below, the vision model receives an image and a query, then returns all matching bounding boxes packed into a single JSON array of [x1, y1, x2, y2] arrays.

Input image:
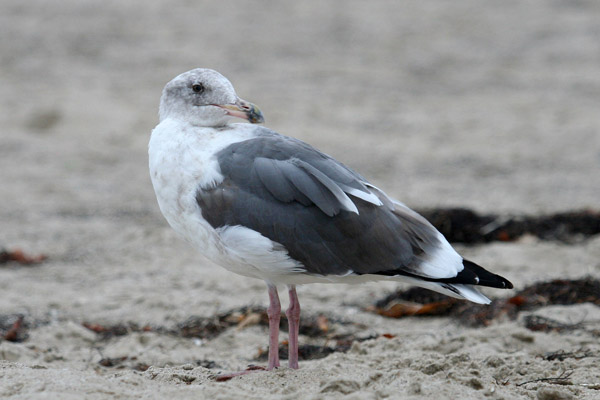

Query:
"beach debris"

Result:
[[97, 355, 150, 371], [177, 306, 266, 339], [96, 354, 219, 373], [177, 307, 351, 340], [82, 322, 135, 340], [371, 287, 460, 318], [254, 333, 379, 362], [195, 359, 221, 369], [523, 315, 583, 334], [516, 369, 574, 387], [371, 278, 600, 329], [214, 365, 266, 382], [418, 208, 600, 244], [79, 278, 599, 374], [235, 312, 262, 330], [542, 348, 597, 362], [81, 307, 347, 342], [0, 314, 27, 342], [74, 277, 600, 377], [579, 383, 600, 390], [98, 356, 128, 367], [0, 248, 47, 265], [515, 278, 600, 307]]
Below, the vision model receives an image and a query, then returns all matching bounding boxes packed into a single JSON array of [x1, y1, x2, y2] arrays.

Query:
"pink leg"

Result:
[[215, 284, 280, 381], [286, 285, 301, 369], [266, 283, 281, 370]]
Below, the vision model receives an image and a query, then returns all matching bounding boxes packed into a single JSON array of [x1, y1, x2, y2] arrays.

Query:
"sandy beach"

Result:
[[1, 1, 599, 399]]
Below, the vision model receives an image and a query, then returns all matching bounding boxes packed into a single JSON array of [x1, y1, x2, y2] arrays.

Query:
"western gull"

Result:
[[148, 68, 513, 373]]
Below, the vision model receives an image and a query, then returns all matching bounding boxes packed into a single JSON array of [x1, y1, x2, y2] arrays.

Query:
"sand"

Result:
[[1, 1, 599, 399]]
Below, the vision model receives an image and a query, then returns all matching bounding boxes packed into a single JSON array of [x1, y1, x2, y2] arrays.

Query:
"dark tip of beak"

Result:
[[237, 99, 264, 124], [247, 104, 264, 124]]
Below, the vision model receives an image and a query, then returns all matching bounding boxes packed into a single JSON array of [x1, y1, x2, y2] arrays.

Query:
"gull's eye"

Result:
[[192, 84, 205, 93]]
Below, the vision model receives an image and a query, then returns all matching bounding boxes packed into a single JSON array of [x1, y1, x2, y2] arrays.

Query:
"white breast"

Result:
[[148, 119, 255, 265], [148, 120, 356, 284]]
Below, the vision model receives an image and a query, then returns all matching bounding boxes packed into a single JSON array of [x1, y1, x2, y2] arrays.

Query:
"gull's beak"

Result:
[[215, 98, 264, 124]]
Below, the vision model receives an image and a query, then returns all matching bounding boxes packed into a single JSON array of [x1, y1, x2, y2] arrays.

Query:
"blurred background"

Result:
[[1, 2, 600, 396], [2, 1, 599, 226]]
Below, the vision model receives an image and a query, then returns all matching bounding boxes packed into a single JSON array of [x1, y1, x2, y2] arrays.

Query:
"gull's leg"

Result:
[[286, 285, 301, 369], [266, 283, 281, 370], [214, 283, 280, 381]]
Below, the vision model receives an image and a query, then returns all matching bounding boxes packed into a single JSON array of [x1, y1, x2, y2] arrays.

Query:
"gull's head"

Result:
[[158, 68, 264, 127]]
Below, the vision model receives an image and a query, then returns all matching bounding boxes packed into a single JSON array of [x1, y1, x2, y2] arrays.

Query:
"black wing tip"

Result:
[[363, 259, 514, 290], [462, 259, 513, 289]]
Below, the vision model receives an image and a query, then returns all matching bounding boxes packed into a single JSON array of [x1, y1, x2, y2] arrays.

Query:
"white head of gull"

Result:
[[149, 68, 513, 378]]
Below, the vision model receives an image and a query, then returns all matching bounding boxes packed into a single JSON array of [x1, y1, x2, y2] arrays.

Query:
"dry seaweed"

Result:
[[82, 322, 146, 340], [254, 333, 379, 362], [542, 348, 597, 362], [516, 370, 574, 387], [81, 306, 374, 364], [0, 248, 47, 265], [372, 277, 600, 329], [175, 306, 356, 340], [418, 208, 600, 244], [0, 314, 28, 342], [97, 355, 150, 371], [176, 306, 266, 339], [523, 315, 583, 333], [514, 279, 600, 307], [195, 359, 221, 369]]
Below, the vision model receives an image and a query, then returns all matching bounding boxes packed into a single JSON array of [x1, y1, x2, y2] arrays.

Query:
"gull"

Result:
[[148, 68, 513, 373]]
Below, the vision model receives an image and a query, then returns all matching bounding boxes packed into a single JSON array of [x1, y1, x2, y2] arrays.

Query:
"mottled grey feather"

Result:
[[259, 158, 340, 216], [196, 127, 444, 277], [255, 157, 357, 216], [255, 158, 303, 203], [293, 159, 358, 213]]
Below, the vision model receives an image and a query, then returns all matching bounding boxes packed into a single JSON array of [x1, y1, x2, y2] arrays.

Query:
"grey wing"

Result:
[[196, 128, 445, 277]]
